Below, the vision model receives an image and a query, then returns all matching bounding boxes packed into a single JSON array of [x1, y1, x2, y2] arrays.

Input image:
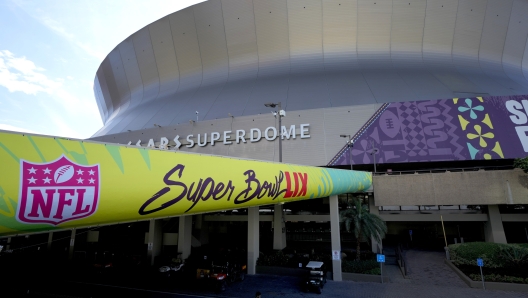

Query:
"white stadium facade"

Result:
[[5, 0, 528, 280]]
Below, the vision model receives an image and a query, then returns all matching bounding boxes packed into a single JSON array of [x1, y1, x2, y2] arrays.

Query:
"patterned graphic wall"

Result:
[[329, 95, 528, 166]]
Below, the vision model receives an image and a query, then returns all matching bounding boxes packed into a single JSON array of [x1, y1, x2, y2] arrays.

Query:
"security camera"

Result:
[[272, 111, 277, 116], [196, 111, 199, 114]]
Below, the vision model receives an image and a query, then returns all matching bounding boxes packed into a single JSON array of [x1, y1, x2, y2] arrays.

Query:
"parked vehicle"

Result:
[[159, 253, 185, 278], [92, 251, 115, 274], [192, 247, 247, 293], [302, 261, 326, 294]]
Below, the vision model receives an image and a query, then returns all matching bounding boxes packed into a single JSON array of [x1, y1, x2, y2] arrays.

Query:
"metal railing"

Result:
[[373, 165, 513, 176], [396, 243, 407, 277]]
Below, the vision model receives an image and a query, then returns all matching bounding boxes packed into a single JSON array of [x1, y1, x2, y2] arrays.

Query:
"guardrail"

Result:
[[373, 165, 513, 176], [396, 243, 407, 277]]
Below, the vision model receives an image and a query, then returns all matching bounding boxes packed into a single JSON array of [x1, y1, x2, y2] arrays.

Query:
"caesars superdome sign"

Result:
[[127, 124, 311, 149]]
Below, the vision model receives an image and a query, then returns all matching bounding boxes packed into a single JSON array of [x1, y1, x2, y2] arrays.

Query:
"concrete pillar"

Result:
[[68, 229, 76, 260], [6, 237, 11, 250], [484, 205, 507, 244], [147, 219, 163, 266], [330, 195, 342, 281], [368, 197, 381, 253], [47, 232, 53, 251], [248, 206, 259, 275], [273, 205, 286, 250], [196, 214, 209, 246], [178, 216, 193, 260]]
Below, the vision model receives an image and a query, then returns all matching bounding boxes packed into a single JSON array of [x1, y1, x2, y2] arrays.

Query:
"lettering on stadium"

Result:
[[127, 124, 311, 149]]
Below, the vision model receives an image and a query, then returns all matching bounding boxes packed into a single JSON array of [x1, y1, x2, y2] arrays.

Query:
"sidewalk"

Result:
[[221, 274, 527, 298]]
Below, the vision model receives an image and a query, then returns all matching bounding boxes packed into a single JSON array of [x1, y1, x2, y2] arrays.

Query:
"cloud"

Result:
[[0, 50, 88, 110], [0, 50, 63, 95], [0, 123, 39, 135]]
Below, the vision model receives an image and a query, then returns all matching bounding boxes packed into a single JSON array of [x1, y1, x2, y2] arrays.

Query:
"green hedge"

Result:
[[342, 259, 380, 275], [448, 242, 528, 269], [468, 274, 528, 284], [256, 251, 290, 267]]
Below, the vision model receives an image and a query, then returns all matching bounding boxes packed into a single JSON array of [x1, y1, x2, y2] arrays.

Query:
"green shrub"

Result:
[[257, 251, 290, 267], [448, 242, 508, 268], [342, 259, 379, 274], [363, 267, 381, 275], [469, 273, 528, 284], [449, 242, 528, 270], [499, 245, 528, 268]]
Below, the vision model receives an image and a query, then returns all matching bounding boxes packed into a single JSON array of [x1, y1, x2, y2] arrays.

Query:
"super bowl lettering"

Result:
[[16, 155, 100, 225], [139, 164, 309, 215]]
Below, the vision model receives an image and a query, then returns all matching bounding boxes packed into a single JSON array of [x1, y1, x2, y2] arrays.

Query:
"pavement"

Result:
[[3, 249, 528, 298]]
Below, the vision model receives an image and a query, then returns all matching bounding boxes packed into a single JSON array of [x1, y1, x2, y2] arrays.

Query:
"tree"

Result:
[[340, 198, 387, 261]]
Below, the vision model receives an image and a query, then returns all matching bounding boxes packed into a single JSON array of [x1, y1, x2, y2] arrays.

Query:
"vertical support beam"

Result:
[[147, 219, 163, 266], [485, 205, 507, 244], [178, 216, 193, 260], [273, 205, 286, 250], [196, 214, 209, 246], [330, 195, 342, 281], [6, 237, 11, 250], [247, 206, 259, 275], [68, 229, 76, 260], [47, 232, 53, 251], [368, 197, 381, 253]]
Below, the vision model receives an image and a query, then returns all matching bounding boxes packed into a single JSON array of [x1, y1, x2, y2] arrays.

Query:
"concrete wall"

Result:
[[373, 169, 528, 206], [90, 103, 381, 166]]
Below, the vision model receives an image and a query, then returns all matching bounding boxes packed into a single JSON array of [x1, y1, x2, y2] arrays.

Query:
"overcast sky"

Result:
[[0, 0, 204, 139]]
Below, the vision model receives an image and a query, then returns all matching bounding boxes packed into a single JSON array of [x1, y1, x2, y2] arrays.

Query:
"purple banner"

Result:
[[331, 95, 528, 166]]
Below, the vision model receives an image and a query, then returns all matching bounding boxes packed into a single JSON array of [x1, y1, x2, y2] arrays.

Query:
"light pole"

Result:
[[370, 140, 378, 173], [265, 102, 286, 250], [340, 135, 353, 171], [264, 102, 284, 162]]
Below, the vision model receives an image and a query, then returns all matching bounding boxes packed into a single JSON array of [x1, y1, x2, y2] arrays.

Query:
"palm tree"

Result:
[[340, 198, 387, 261]]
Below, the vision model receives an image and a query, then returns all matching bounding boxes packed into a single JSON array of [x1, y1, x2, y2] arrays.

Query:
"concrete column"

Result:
[[330, 195, 342, 281], [178, 216, 193, 260], [273, 205, 286, 250], [68, 229, 76, 260], [6, 237, 11, 250], [484, 205, 507, 244], [196, 214, 209, 246], [248, 206, 259, 275], [47, 232, 53, 251], [147, 219, 163, 266], [368, 197, 381, 253]]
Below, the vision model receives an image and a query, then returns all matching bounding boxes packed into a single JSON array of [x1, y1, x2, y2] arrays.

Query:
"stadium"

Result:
[[3, 0, 528, 282]]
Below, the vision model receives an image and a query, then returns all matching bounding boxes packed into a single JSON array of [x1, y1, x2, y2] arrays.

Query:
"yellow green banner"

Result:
[[0, 131, 372, 236]]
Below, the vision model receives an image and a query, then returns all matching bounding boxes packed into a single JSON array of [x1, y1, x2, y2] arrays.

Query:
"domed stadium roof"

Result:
[[93, 0, 528, 137]]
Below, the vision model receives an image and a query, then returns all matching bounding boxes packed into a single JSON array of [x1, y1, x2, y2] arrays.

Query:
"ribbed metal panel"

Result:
[[322, 0, 358, 71], [221, 0, 258, 81], [391, 0, 426, 68], [503, 0, 528, 89], [94, 67, 112, 121], [99, 57, 122, 114], [478, 0, 519, 94], [149, 18, 180, 98], [92, 0, 528, 138], [118, 38, 144, 108], [357, 0, 392, 68], [422, 0, 457, 67], [92, 75, 107, 123], [106, 49, 131, 110], [132, 27, 160, 104], [206, 0, 258, 120]]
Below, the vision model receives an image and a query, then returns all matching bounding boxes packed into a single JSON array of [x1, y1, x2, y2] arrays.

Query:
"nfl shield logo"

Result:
[[16, 155, 100, 225]]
